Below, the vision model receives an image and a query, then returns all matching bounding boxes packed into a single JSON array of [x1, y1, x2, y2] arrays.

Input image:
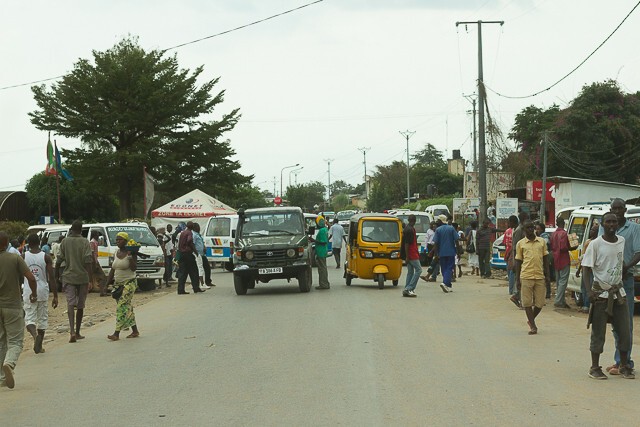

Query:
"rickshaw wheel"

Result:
[[346, 274, 352, 286], [377, 274, 384, 289], [392, 279, 399, 286]]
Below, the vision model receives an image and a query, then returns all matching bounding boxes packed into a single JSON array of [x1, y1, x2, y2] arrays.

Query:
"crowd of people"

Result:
[[1, 198, 638, 388]]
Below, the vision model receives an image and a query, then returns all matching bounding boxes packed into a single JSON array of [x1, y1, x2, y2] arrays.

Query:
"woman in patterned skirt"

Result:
[[105, 232, 140, 341]]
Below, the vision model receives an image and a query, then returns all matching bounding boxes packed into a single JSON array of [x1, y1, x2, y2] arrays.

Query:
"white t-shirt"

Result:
[[329, 224, 345, 248], [581, 235, 626, 298], [424, 228, 435, 246]]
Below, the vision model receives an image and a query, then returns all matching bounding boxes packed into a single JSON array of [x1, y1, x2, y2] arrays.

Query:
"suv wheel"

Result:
[[224, 261, 234, 272], [233, 274, 248, 295], [298, 267, 311, 293]]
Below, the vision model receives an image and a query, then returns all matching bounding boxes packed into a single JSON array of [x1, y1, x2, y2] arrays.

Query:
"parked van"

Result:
[[394, 211, 434, 265], [566, 205, 640, 303], [425, 204, 450, 218], [81, 223, 165, 290], [203, 214, 239, 272]]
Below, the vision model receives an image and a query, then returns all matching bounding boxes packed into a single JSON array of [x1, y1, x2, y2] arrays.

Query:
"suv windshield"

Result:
[[106, 226, 158, 246], [240, 212, 303, 237]]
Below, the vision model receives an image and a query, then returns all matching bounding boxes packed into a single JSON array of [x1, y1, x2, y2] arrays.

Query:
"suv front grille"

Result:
[[253, 249, 287, 267]]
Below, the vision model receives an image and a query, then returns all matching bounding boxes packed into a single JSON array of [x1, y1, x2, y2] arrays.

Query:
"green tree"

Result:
[[506, 81, 640, 184], [411, 165, 463, 197], [329, 180, 355, 197], [286, 182, 326, 211], [30, 37, 246, 218], [367, 161, 408, 211], [25, 172, 119, 223], [411, 143, 446, 169]]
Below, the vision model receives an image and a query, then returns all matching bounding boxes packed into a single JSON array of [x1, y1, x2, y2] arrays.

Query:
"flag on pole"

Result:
[[45, 139, 57, 176], [54, 142, 74, 181], [143, 168, 156, 218]]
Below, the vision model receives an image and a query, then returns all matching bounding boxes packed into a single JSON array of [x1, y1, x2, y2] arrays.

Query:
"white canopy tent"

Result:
[[151, 189, 236, 232]]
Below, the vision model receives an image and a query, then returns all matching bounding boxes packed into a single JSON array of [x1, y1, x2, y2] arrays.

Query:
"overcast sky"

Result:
[[2, 0, 639, 197]]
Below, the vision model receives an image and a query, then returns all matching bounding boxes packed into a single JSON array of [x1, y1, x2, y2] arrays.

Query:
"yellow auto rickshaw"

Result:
[[344, 213, 403, 289]]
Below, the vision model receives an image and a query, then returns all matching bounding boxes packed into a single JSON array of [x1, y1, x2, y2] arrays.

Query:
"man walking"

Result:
[[475, 218, 494, 279], [402, 214, 421, 297], [0, 232, 38, 389], [600, 198, 640, 375], [23, 234, 58, 355], [582, 212, 634, 379], [329, 218, 346, 269], [159, 224, 174, 287], [310, 216, 330, 290], [551, 217, 575, 309], [504, 215, 519, 306], [177, 221, 204, 294], [55, 220, 93, 343], [515, 220, 551, 335], [432, 215, 458, 293]]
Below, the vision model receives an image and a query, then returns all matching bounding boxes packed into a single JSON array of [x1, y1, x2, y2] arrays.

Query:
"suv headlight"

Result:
[[286, 248, 296, 258], [360, 250, 373, 259], [155, 255, 164, 266], [245, 251, 254, 260]]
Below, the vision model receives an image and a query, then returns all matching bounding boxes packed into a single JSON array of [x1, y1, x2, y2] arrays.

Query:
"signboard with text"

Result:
[[526, 180, 555, 202]]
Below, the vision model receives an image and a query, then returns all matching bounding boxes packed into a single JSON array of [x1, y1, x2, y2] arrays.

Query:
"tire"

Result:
[[310, 248, 316, 267], [392, 279, 399, 286], [224, 261, 234, 272], [377, 274, 384, 289], [298, 267, 311, 293], [346, 274, 352, 286], [233, 274, 248, 295], [137, 279, 156, 292]]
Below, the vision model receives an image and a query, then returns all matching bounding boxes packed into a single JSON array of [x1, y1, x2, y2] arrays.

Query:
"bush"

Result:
[[0, 221, 30, 240]]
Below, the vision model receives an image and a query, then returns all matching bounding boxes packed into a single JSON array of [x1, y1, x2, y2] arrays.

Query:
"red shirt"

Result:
[[178, 229, 194, 253], [503, 228, 513, 259], [550, 228, 570, 270], [403, 225, 420, 261]]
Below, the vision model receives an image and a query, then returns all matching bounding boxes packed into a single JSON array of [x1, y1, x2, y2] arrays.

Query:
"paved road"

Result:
[[2, 266, 639, 426]]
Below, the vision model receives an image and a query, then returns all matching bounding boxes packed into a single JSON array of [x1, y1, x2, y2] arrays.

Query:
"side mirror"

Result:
[[308, 226, 315, 235]]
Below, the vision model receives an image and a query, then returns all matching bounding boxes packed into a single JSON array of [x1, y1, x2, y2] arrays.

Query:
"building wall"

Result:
[[554, 181, 640, 211]]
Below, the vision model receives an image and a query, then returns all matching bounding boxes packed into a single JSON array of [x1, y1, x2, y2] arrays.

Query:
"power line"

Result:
[[0, 0, 324, 92], [484, 0, 640, 99]]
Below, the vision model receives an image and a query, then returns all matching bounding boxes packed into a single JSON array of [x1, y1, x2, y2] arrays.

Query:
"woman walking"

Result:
[[467, 221, 479, 276], [105, 232, 140, 341]]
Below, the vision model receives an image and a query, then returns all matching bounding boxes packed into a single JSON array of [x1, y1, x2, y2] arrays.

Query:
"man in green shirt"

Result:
[[0, 231, 37, 389], [55, 220, 93, 343], [311, 216, 330, 290]]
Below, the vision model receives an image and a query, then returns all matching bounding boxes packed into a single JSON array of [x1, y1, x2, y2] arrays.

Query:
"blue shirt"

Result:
[[193, 231, 205, 256], [433, 224, 459, 257]]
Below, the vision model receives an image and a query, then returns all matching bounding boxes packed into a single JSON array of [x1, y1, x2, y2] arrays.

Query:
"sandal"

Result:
[[69, 334, 77, 343], [126, 332, 140, 339], [107, 335, 119, 341]]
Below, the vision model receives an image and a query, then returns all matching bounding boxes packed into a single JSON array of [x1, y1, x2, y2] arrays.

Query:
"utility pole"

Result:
[[464, 93, 478, 171], [456, 19, 504, 222], [324, 158, 334, 207], [272, 176, 277, 198], [399, 130, 415, 205], [540, 131, 549, 226], [358, 147, 370, 198]]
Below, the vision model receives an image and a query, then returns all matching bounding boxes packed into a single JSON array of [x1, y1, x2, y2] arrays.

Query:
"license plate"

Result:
[[259, 267, 283, 274], [214, 249, 223, 254]]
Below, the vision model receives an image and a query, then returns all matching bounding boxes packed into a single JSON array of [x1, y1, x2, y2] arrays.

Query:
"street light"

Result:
[[280, 163, 300, 197], [289, 166, 304, 186]]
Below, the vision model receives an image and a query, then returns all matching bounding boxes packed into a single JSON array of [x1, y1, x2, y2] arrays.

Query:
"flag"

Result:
[[54, 142, 74, 181], [45, 139, 57, 176], [144, 168, 156, 218]]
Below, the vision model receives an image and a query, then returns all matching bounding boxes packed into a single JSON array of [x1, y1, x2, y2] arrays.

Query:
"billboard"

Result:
[[463, 172, 515, 202], [526, 180, 555, 202]]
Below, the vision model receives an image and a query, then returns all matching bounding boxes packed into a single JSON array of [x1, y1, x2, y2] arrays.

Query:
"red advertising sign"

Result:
[[274, 196, 283, 205], [526, 180, 555, 202]]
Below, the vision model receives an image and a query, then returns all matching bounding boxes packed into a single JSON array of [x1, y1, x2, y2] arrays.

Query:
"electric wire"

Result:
[[483, 0, 640, 99], [0, 0, 324, 92]]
